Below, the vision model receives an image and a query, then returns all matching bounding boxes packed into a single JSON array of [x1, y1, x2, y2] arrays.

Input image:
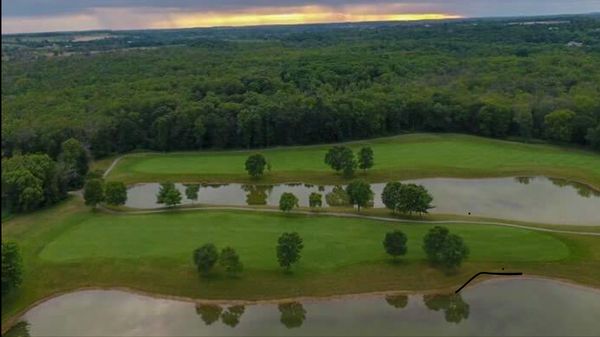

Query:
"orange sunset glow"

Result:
[[153, 6, 462, 28]]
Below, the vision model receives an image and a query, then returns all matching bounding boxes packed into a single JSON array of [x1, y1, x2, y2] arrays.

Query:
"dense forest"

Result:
[[2, 14, 600, 161]]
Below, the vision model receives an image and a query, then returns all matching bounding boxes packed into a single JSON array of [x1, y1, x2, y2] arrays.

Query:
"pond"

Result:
[[6, 278, 600, 336], [125, 177, 600, 225]]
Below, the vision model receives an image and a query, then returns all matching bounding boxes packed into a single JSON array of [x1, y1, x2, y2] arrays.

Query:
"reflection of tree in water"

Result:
[[548, 178, 599, 198], [423, 293, 469, 324], [514, 176, 533, 185], [3, 321, 31, 337], [202, 183, 227, 189], [278, 302, 307, 329], [242, 185, 273, 205], [221, 305, 246, 327], [325, 186, 350, 206], [195, 304, 223, 325], [385, 294, 408, 309]]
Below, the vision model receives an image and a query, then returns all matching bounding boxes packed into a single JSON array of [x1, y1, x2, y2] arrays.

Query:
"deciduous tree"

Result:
[[1, 242, 23, 295], [345, 179, 373, 212], [245, 154, 267, 178], [279, 192, 299, 212], [276, 232, 304, 271], [357, 146, 374, 172], [219, 247, 243, 276], [157, 182, 182, 207], [83, 178, 104, 208], [104, 181, 127, 206], [423, 226, 469, 269], [193, 243, 219, 275], [308, 192, 322, 208], [383, 230, 408, 260]]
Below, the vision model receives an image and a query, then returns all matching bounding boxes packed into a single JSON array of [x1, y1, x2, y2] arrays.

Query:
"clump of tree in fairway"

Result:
[[383, 230, 408, 261], [382, 182, 433, 215], [357, 146, 374, 172], [185, 184, 200, 203], [423, 226, 469, 269], [1, 242, 23, 296], [279, 192, 299, 212], [219, 247, 243, 276], [276, 232, 304, 272], [104, 181, 127, 206], [156, 182, 182, 207], [308, 192, 322, 208], [83, 178, 104, 208], [346, 179, 373, 212], [245, 153, 268, 178], [192, 244, 243, 277], [325, 146, 374, 178], [324, 146, 356, 178], [193, 243, 219, 275]]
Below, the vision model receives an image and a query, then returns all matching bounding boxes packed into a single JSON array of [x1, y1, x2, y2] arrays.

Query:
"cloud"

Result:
[[2, 1, 599, 34]]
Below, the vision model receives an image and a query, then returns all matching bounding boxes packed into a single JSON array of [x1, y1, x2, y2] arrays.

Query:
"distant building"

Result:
[[566, 41, 583, 48]]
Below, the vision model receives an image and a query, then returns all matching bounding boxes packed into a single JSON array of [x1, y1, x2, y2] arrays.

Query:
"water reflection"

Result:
[[6, 279, 600, 336], [385, 294, 408, 309], [221, 305, 245, 327], [195, 304, 223, 325], [278, 302, 307, 329], [325, 185, 350, 206], [547, 177, 600, 198], [125, 176, 600, 225], [423, 293, 470, 324], [3, 321, 31, 337], [242, 185, 272, 205], [514, 176, 532, 185]]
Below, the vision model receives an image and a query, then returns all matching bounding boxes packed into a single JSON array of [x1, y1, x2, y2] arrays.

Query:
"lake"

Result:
[[6, 278, 600, 336], [125, 177, 600, 225]]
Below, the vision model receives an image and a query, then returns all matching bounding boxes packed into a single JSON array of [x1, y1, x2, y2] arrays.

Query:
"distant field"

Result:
[[107, 133, 600, 187]]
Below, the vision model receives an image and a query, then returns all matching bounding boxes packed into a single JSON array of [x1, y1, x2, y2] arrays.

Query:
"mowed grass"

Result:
[[108, 133, 600, 188], [40, 211, 569, 268]]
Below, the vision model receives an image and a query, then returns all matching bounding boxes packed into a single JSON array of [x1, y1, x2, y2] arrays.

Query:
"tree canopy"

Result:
[[381, 182, 433, 215], [156, 182, 182, 207], [383, 230, 408, 260], [279, 192, 299, 212], [345, 179, 373, 212], [193, 243, 219, 275], [1, 242, 23, 296], [3, 17, 600, 163], [83, 178, 104, 208], [245, 154, 268, 178], [423, 226, 470, 269], [104, 181, 127, 206], [276, 232, 304, 271]]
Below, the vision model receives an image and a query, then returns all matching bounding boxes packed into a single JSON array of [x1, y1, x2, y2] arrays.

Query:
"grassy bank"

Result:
[[106, 134, 600, 188], [3, 196, 600, 325]]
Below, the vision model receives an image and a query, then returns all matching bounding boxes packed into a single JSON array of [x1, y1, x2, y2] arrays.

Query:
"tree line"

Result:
[[192, 225, 469, 277], [3, 16, 600, 162]]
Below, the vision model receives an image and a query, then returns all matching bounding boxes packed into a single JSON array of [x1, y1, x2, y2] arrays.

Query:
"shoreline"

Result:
[[3, 274, 599, 334], [98, 205, 600, 236]]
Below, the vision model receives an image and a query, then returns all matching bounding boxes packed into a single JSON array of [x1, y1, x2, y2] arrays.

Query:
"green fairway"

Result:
[[107, 134, 600, 188], [40, 211, 569, 267]]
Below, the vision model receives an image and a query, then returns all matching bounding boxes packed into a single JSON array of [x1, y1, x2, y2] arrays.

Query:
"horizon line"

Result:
[[2, 11, 598, 36]]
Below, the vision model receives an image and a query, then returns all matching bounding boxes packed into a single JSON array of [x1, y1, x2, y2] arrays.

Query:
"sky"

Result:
[[2, 0, 600, 34]]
